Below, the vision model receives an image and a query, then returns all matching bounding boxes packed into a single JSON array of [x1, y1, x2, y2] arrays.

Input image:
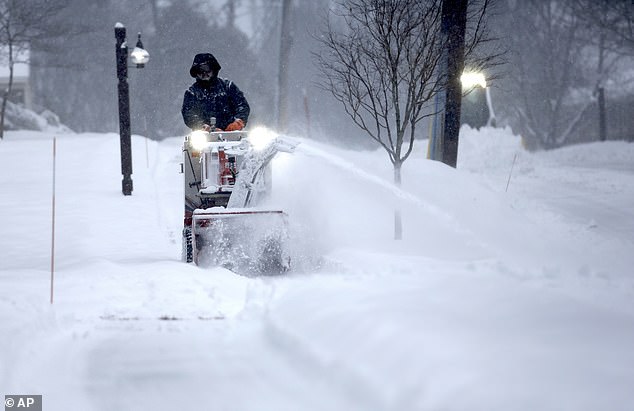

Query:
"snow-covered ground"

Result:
[[1, 127, 633, 411]]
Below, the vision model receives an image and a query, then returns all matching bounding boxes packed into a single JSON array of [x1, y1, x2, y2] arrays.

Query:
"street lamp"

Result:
[[114, 23, 150, 196], [131, 33, 150, 68], [460, 71, 496, 127]]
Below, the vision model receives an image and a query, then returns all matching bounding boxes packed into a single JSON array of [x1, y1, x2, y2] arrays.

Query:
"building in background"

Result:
[[0, 47, 31, 109]]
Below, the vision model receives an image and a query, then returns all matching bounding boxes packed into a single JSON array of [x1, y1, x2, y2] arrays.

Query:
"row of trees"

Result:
[[18, 0, 349, 142], [5, 0, 499, 149], [3, 0, 632, 151], [28, 0, 270, 139], [494, 0, 634, 149]]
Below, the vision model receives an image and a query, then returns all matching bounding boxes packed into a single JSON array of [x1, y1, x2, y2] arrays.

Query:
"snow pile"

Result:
[[4, 101, 72, 133], [1, 127, 633, 411]]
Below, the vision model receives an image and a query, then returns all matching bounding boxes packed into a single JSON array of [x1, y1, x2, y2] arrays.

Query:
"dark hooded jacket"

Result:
[[181, 53, 250, 130]]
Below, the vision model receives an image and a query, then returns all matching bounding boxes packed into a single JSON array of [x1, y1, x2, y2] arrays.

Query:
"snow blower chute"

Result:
[[181, 127, 296, 274]]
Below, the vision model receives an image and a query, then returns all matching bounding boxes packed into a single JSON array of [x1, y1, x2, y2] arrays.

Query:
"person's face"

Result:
[[196, 63, 213, 81]]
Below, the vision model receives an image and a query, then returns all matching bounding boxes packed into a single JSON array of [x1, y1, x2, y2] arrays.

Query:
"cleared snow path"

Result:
[[4, 271, 368, 411]]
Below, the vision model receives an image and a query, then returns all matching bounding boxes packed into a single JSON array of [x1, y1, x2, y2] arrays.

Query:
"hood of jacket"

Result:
[[189, 53, 222, 78]]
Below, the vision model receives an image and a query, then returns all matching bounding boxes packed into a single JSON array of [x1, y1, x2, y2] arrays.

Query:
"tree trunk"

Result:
[[277, 0, 293, 133], [303, 88, 311, 138], [226, 0, 236, 29], [148, 0, 160, 32], [0, 94, 7, 140], [0, 45, 15, 140], [598, 87, 606, 142], [394, 162, 402, 240], [597, 17, 607, 142]]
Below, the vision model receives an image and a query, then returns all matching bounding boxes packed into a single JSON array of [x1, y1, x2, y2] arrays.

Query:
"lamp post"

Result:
[[114, 23, 149, 196]]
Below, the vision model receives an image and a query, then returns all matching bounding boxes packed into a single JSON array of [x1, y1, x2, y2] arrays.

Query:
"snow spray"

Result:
[[290, 138, 460, 229]]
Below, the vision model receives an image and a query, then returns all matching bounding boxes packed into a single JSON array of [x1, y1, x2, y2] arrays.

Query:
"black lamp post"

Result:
[[114, 23, 149, 195]]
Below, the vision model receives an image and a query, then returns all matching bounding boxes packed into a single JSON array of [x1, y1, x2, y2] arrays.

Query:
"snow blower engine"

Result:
[[181, 125, 296, 274]]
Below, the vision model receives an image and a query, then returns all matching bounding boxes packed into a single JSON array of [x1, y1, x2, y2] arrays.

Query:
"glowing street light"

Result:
[[130, 33, 150, 68], [461, 70, 496, 127], [461, 71, 487, 89]]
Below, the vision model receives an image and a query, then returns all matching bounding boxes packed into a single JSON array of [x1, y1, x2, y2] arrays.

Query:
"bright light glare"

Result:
[[461, 71, 487, 89], [248, 127, 277, 151], [131, 47, 150, 65], [190, 130, 209, 150]]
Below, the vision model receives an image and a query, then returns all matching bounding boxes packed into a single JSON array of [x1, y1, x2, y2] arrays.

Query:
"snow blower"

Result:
[[181, 126, 296, 274]]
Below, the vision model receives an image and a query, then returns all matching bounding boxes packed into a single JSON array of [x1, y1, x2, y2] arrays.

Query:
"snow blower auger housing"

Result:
[[181, 127, 296, 274]]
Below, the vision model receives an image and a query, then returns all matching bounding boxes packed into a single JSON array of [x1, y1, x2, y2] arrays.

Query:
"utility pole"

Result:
[[439, 0, 468, 168]]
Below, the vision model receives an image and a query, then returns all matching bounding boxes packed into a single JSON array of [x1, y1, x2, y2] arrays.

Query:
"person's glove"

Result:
[[201, 124, 222, 132], [225, 119, 245, 131]]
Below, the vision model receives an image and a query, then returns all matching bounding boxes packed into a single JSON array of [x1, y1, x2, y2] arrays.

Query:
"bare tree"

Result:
[[501, 0, 592, 149], [277, 0, 293, 132], [585, 0, 633, 48], [0, 0, 68, 139], [30, 0, 124, 135], [572, 0, 634, 142], [30, 0, 264, 138], [316, 0, 498, 238], [247, 0, 335, 137]]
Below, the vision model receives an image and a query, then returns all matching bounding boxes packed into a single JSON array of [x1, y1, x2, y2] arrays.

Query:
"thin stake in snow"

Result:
[[506, 153, 518, 193], [145, 136, 149, 168], [50, 137, 56, 304]]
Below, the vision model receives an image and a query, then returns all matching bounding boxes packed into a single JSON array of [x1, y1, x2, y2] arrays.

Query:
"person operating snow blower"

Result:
[[179, 52, 295, 273], [181, 53, 250, 132]]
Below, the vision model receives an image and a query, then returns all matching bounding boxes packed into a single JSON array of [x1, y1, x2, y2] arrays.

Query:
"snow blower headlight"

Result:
[[248, 127, 276, 151], [190, 130, 210, 151]]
